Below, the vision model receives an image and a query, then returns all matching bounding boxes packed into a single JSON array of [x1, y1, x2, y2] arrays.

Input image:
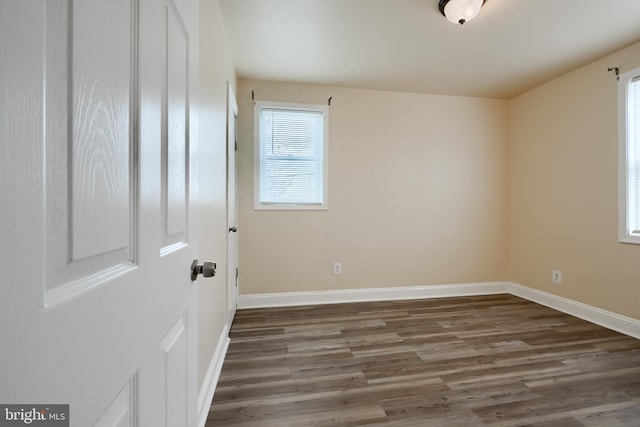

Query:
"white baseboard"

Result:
[[507, 282, 640, 340], [238, 281, 640, 340], [239, 281, 510, 309], [197, 324, 230, 427], [238, 282, 510, 308]]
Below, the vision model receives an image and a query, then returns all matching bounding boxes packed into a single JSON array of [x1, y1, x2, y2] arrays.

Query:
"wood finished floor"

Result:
[[207, 294, 640, 426]]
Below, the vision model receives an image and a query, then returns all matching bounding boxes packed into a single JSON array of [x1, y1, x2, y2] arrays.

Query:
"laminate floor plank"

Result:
[[207, 295, 640, 426]]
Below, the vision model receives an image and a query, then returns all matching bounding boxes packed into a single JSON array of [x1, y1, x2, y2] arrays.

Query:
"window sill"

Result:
[[254, 203, 328, 211], [618, 234, 640, 245]]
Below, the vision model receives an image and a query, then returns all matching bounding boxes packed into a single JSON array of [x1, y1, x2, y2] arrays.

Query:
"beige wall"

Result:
[[237, 80, 508, 294], [196, 0, 236, 391], [508, 40, 640, 320]]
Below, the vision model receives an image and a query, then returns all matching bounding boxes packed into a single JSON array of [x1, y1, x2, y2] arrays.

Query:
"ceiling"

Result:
[[218, 0, 640, 99]]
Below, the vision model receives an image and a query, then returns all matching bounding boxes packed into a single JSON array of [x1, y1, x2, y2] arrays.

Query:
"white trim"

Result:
[[618, 66, 640, 244], [239, 282, 509, 308], [238, 282, 640, 340], [507, 282, 640, 340], [197, 324, 230, 427], [253, 100, 330, 211]]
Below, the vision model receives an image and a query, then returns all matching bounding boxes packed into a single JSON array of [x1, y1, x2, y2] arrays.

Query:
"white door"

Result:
[[226, 84, 239, 325], [0, 0, 204, 426]]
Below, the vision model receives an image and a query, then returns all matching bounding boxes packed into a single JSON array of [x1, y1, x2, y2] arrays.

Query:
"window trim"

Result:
[[618, 66, 640, 244], [253, 100, 329, 211]]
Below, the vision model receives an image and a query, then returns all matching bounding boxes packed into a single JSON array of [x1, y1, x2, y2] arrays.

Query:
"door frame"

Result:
[[226, 82, 239, 326]]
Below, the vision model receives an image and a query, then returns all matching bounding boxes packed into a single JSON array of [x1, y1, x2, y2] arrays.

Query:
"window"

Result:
[[254, 101, 329, 210], [618, 67, 640, 244]]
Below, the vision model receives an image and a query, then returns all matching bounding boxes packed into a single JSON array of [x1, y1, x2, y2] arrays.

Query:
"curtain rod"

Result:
[[251, 90, 333, 106]]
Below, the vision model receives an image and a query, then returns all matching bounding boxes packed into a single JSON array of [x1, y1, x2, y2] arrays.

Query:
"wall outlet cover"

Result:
[[333, 262, 342, 275]]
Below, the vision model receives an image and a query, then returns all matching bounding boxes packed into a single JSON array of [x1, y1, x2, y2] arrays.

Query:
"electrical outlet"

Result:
[[333, 262, 342, 275], [552, 270, 562, 284]]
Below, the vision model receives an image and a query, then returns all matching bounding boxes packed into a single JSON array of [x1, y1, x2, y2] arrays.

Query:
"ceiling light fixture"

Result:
[[439, 0, 485, 25]]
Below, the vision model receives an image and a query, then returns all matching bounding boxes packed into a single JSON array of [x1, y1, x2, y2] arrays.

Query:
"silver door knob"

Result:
[[191, 259, 216, 281]]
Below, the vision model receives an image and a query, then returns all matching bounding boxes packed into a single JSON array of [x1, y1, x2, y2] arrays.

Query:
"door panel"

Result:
[[163, 1, 189, 245], [0, 0, 199, 425], [44, 0, 137, 306], [94, 377, 137, 427], [161, 316, 188, 427], [71, 0, 133, 260]]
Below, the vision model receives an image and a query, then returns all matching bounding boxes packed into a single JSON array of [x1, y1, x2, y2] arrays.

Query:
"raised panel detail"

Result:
[[71, 0, 132, 261], [166, 8, 187, 236], [161, 316, 188, 427], [44, 0, 138, 307], [161, 2, 189, 252], [94, 375, 138, 427]]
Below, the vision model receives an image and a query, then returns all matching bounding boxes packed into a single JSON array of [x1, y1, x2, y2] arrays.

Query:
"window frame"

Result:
[[253, 100, 329, 211], [618, 66, 640, 244]]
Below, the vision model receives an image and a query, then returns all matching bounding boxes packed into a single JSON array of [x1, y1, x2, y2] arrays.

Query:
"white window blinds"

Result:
[[256, 103, 328, 207]]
